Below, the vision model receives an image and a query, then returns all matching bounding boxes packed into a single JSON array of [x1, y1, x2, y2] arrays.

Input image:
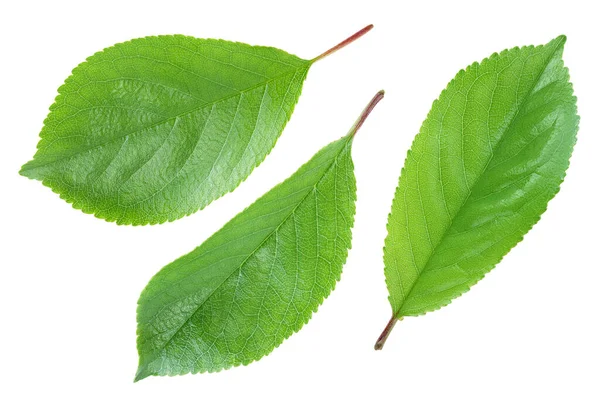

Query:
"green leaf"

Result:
[[135, 91, 384, 380], [376, 36, 578, 349], [19, 25, 373, 225]]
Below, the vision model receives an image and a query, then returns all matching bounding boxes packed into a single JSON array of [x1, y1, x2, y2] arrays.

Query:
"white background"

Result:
[[1, 0, 598, 398]]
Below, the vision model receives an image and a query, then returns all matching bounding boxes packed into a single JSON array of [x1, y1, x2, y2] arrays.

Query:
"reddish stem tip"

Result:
[[312, 24, 374, 62], [374, 316, 399, 350], [351, 90, 385, 137]]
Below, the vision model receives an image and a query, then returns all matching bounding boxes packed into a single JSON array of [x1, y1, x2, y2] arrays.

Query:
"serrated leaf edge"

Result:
[[383, 35, 578, 319], [19, 35, 311, 226]]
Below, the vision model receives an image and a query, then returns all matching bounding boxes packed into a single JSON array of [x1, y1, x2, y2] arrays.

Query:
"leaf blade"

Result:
[[21, 36, 310, 225], [381, 37, 577, 340], [135, 91, 383, 380]]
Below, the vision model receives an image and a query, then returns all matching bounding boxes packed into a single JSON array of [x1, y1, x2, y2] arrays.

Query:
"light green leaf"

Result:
[[20, 26, 373, 225], [135, 91, 384, 380], [376, 37, 578, 349]]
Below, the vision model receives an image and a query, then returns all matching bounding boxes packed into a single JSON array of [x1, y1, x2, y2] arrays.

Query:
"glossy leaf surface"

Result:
[[135, 91, 383, 380], [20, 27, 372, 225], [378, 37, 578, 348]]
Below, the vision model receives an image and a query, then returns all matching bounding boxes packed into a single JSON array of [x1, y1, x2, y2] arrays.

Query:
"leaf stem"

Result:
[[374, 315, 401, 350], [349, 90, 385, 137], [312, 24, 374, 63]]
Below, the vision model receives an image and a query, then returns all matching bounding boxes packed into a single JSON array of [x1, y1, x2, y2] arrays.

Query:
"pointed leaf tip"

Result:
[[134, 364, 150, 382], [550, 34, 567, 49]]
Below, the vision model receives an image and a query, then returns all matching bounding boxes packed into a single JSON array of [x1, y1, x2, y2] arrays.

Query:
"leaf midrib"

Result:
[[395, 40, 563, 317], [22, 64, 310, 173], [140, 137, 352, 364]]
